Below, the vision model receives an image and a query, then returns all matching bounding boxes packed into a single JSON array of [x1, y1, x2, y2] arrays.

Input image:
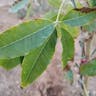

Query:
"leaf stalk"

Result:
[[55, 0, 66, 26]]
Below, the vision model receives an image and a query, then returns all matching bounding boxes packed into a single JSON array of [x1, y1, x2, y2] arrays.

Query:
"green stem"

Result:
[[85, 36, 92, 59], [82, 80, 89, 96], [55, 0, 66, 26], [80, 29, 89, 96]]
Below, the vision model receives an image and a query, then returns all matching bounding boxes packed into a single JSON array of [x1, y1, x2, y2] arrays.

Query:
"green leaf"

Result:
[[80, 60, 96, 76], [60, 23, 79, 38], [63, 10, 80, 20], [0, 19, 55, 59], [48, 0, 61, 8], [63, 11, 96, 26], [44, 14, 66, 23], [43, 11, 57, 20], [61, 28, 74, 68], [83, 21, 96, 32], [21, 29, 57, 87], [9, 0, 29, 13], [0, 57, 20, 70], [88, 0, 96, 7]]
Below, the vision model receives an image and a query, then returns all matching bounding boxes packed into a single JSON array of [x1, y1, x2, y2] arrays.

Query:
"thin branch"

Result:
[[55, 0, 66, 25], [82, 81, 89, 96]]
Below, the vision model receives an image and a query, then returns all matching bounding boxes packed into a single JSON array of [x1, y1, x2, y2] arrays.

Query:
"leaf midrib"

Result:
[[0, 23, 53, 50], [24, 29, 55, 82]]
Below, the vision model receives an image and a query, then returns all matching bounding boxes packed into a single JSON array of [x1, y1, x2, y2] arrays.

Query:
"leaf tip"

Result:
[[20, 82, 27, 88]]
